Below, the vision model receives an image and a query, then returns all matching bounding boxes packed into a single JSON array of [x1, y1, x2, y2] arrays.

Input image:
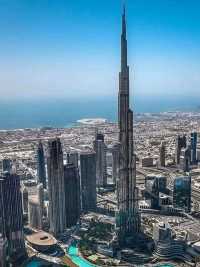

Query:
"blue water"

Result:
[[0, 95, 199, 130], [25, 259, 43, 267], [25, 248, 174, 267], [68, 244, 96, 267]]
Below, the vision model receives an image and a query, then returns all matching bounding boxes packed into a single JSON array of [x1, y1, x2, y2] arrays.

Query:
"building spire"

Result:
[[121, 2, 128, 72], [122, 4, 126, 38]]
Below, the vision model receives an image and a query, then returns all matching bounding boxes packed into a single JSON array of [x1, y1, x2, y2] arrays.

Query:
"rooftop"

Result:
[[26, 231, 57, 247]]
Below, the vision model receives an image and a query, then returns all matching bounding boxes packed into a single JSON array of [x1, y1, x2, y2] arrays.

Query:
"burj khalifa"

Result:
[[116, 6, 140, 245]]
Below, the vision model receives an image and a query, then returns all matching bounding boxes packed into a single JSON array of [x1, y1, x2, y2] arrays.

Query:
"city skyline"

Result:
[[1, 4, 200, 266], [0, 0, 200, 100]]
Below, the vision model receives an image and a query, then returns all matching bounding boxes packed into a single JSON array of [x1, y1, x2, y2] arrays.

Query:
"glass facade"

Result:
[[173, 176, 191, 212]]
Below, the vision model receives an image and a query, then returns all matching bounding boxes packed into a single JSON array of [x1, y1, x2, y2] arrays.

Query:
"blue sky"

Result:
[[0, 0, 200, 100]]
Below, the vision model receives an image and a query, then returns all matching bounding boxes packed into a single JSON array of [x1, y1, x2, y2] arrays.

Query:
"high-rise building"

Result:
[[37, 142, 47, 189], [116, 6, 140, 245], [28, 197, 43, 230], [80, 152, 96, 212], [0, 179, 8, 265], [93, 132, 107, 187], [64, 163, 80, 227], [180, 146, 191, 172], [160, 142, 166, 167], [38, 183, 44, 217], [67, 152, 79, 168], [191, 132, 197, 164], [47, 138, 66, 236], [2, 159, 11, 173], [0, 178, 6, 238], [145, 175, 167, 209], [173, 176, 191, 212], [28, 183, 44, 230], [175, 135, 187, 164], [0, 234, 7, 267], [0, 172, 25, 257], [112, 143, 120, 185], [22, 186, 28, 215]]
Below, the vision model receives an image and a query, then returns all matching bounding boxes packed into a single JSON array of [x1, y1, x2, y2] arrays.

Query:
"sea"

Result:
[[0, 95, 199, 130]]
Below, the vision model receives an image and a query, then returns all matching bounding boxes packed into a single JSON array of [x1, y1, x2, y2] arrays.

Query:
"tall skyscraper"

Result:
[[67, 152, 79, 168], [0, 177, 6, 238], [160, 142, 166, 167], [0, 234, 7, 267], [0, 179, 7, 266], [37, 142, 47, 189], [38, 183, 44, 217], [47, 138, 66, 236], [28, 197, 43, 230], [93, 132, 107, 187], [173, 176, 191, 212], [2, 159, 11, 173], [112, 143, 120, 185], [64, 163, 80, 227], [116, 6, 140, 245], [80, 152, 96, 212], [175, 135, 187, 164], [22, 186, 29, 215], [0, 172, 25, 257], [191, 132, 197, 164], [180, 146, 191, 172], [28, 183, 44, 230]]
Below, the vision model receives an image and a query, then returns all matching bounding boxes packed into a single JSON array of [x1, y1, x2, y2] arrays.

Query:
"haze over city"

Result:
[[0, 0, 200, 100]]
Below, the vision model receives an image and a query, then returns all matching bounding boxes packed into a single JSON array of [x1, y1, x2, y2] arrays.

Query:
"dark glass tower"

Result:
[[160, 142, 166, 167], [0, 172, 25, 257], [47, 138, 66, 236], [175, 135, 187, 164], [37, 142, 47, 189], [173, 176, 191, 212], [64, 163, 80, 227], [112, 143, 120, 185], [80, 152, 96, 212], [116, 6, 140, 245], [67, 152, 79, 168], [191, 132, 197, 164], [2, 159, 11, 173], [0, 178, 6, 238], [93, 132, 107, 188]]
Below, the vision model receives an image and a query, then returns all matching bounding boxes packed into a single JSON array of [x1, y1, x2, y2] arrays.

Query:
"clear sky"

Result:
[[0, 0, 200, 100]]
